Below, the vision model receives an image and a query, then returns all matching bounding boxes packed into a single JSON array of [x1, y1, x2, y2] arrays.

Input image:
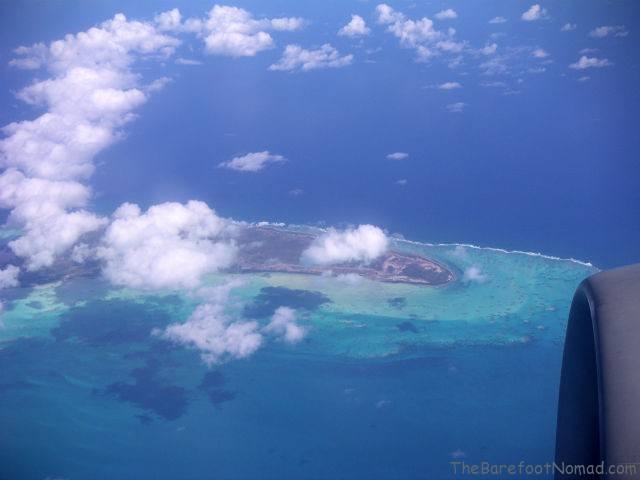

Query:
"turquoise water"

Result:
[[0, 231, 595, 479]]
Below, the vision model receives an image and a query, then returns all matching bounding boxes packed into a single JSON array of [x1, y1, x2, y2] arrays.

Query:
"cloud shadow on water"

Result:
[[52, 299, 170, 346], [103, 359, 188, 421], [199, 370, 236, 408], [243, 286, 331, 318]]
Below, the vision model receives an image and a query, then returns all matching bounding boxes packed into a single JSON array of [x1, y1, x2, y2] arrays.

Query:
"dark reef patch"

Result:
[[200, 371, 236, 408], [397, 321, 419, 333], [103, 359, 188, 421], [388, 297, 407, 309], [243, 286, 331, 318], [52, 299, 170, 346], [26, 300, 43, 310]]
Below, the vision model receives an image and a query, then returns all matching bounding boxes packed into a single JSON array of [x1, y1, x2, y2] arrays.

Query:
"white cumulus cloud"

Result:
[[264, 306, 306, 343], [176, 57, 203, 66], [589, 25, 628, 38], [375, 4, 462, 61], [561, 23, 576, 32], [177, 5, 304, 57], [386, 152, 409, 160], [569, 56, 611, 69], [301, 225, 389, 266], [269, 44, 353, 72], [0, 265, 20, 289], [439, 81, 462, 90], [159, 282, 262, 365], [219, 151, 286, 172], [532, 48, 549, 58], [339, 14, 370, 37], [435, 9, 458, 20], [97, 201, 236, 291], [521, 5, 547, 22], [489, 16, 507, 25], [480, 43, 498, 55], [446, 102, 467, 113]]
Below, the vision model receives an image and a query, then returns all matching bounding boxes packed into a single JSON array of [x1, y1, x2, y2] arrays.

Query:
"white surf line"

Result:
[[249, 221, 597, 269], [395, 238, 596, 269]]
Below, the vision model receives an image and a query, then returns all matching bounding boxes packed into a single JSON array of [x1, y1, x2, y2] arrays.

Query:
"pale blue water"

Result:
[[0, 228, 596, 479]]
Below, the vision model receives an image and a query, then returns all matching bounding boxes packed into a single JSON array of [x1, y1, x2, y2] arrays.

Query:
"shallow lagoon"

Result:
[[0, 231, 596, 479]]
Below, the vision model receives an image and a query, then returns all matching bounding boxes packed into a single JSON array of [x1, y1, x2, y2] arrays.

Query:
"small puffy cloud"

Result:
[[463, 266, 488, 283], [145, 76, 171, 93], [480, 43, 498, 55], [98, 201, 236, 291], [264, 306, 306, 343], [338, 14, 370, 37], [489, 16, 507, 24], [435, 9, 458, 20], [532, 48, 549, 58], [436, 40, 466, 53], [589, 25, 628, 38], [270, 17, 306, 32], [9, 44, 47, 70], [176, 57, 203, 66], [0, 265, 20, 289], [155, 8, 182, 31], [479, 55, 508, 75], [569, 56, 611, 69], [289, 188, 304, 196], [375, 4, 461, 62], [521, 4, 547, 22], [561, 23, 577, 32], [395, 179, 408, 186], [439, 81, 461, 90], [269, 44, 353, 72], [160, 301, 262, 365], [219, 151, 285, 172], [446, 102, 466, 113], [577, 75, 591, 82], [301, 224, 389, 266], [183, 5, 304, 57], [480, 81, 507, 88], [386, 152, 409, 160]]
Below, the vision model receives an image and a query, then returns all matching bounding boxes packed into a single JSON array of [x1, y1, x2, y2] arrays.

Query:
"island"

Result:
[[234, 226, 455, 286]]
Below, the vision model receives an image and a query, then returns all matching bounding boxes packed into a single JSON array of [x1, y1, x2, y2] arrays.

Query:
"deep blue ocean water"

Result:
[[0, 335, 560, 480]]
